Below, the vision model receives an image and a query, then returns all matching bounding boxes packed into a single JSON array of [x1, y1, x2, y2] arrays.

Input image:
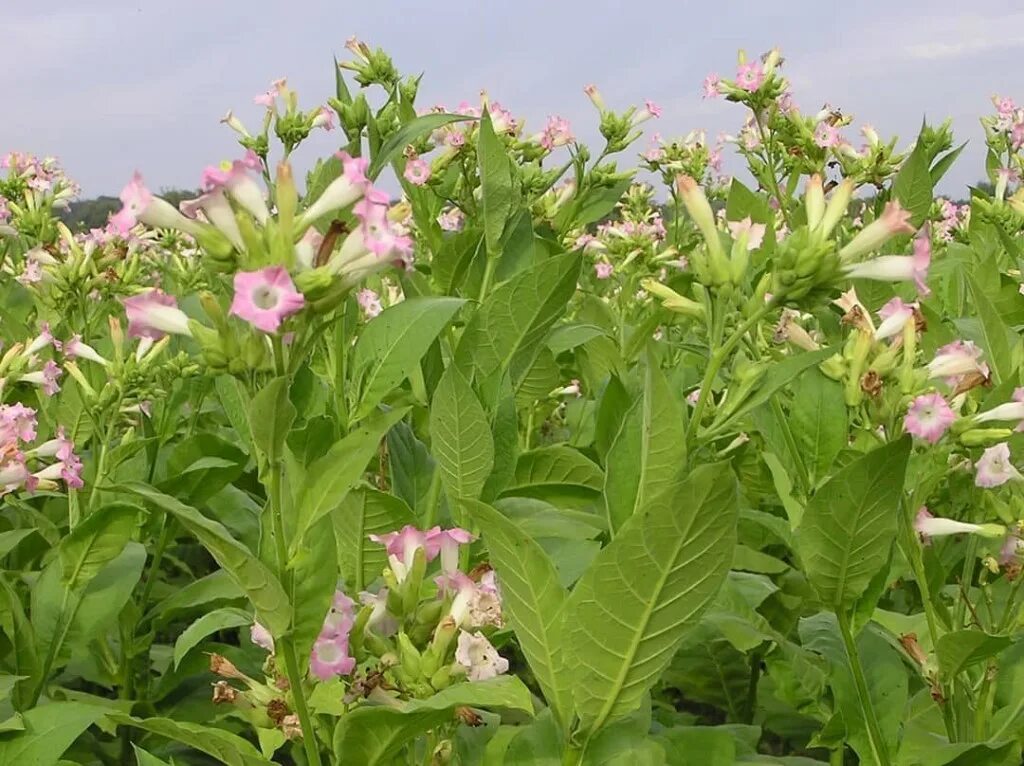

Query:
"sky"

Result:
[[5, 1, 1024, 198]]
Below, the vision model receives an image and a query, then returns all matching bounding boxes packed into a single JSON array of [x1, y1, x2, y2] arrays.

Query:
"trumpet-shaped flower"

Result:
[[310, 635, 356, 680], [62, 335, 109, 366], [229, 267, 305, 334], [927, 340, 988, 384], [595, 262, 614, 279], [455, 630, 509, 682], [357, 288, 383, 318], [702, 73, 721, 99], [428, 527, 476, 575], [838, 202, 915, 263], [904, 392, 956, 444], [875, 297, 916, 341], [976, 443, 1023, 488], [843, 232, 931, 296], [369, 525, 442, 582], [973, 388, 1024, 430], [403, 158, 431, 186], [736, 61, 765, 91], [914, 507, 1004, 542], [540, 116, 574, 149], [122, 290, 192, 339], [110, 172, 201, 235], [727, 217, 765, 250], [297, 152, 370, 228]]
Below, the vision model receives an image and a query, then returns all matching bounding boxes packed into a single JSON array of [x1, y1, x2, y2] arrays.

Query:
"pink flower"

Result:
[[63, 334, 108, 366], [357, 288, 382, 318], [702, 73, 721, 99], [17, 261, 42, 286], [973, 388, 1024, 431], [594, 262, 614, 279], [254, 78, 286, 107], [735, 61, 765, 92], [438, 208, 464, 232], [838, 201, 916, 263], [455, 630, 508, 682], [122, 290, 192, 339], [403, 158, 431, 186], [251, 622, 275, 652], [427, 527, 476, 574], [436, 571, 503, 629], [311, 105, 336, 131], [904, 392, 956, 444], [319, 590, 356, 640], [0, 403, 37, 443], [110, 172, 199, 235], [310, 635, 356, 680], [540, 116, 574, 150], [814, 122, 841, 149], [295, 152, 370, 228], [229, 267, 305, 334], [976, 443, 1023, 488], [727, 217, 766, 250], [199, 151, 269, 225], [927, 340, 988, 384], [359, 589, 399, 636], [843, 232, 931, 296], [914, 507, 998, 543], [875, 297, 916, 341], [20, 360, 62, 396], [369, 525, 442, 582]]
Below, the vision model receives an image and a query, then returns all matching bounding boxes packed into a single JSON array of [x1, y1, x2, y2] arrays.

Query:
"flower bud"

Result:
[[959, 428, 1015, 447]]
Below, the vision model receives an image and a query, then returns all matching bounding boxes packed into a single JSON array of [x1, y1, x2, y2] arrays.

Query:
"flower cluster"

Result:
[[0, 403, 81, 493]]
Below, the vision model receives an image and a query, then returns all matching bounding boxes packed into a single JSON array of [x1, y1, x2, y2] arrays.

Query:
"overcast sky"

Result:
[[5, 1, 1023, 197]]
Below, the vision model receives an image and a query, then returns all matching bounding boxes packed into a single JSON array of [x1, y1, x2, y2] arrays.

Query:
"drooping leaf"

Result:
[[332, 675, 533, 765], [172, 607, 251, 668], [351, 297, 465, 419], [118, 482, 291, 636], [936, 630, 1013, 680], [248, 377, 296, 468], [0, 702, 106, 766], [58, 503, 142, 591], [466, 500, 572, 728], [796, 438, 910, 611], [504, 446, 603, 495], [603, 361, 686, 534], [109, 714, 272, 766], [430, 367, 494, 505], [567, 462, 739, 735]]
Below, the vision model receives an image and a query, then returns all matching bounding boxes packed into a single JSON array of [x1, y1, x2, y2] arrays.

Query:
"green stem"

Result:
[[974, 664, 998, 740], [268, 459, 322, 766], [838, 611, 891, 766], [478, 255, 498, 303], [685, 306, 771, 448]]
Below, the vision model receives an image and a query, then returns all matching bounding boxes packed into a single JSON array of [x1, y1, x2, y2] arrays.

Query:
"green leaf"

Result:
[[290, 514, 338, 666], [148, 569, 243, 626], [172, 607, 251, 668], [332, 675, 533, 765], [368, 113, 473, 179], [479, 108, 516, 254], [293, 406, 409, 552], [67, 542, 146, 649], [215, 375, 253, 451], [466, 500, 572, 728], [430, 367, 494, 504], [351, 297, 465, 419], [893, 132, 934, 228], [454, 253, 582, 398], [58, 503, 141, 590], [109, 715, 272, 766], [504, 446, 604, 495], [725, 178, 772, 224], [966, 274, 1016, 385], [335, 488, 417, 591], [570, 178, 633, 227], [567, 462, 739, 735], [118, 482, 291, 636], [936, 630, 1013, 679], [546, 323, 607, 355], [603, 361, 686, 534], [0, 702, 106, 766], [796, 438, 910, 611], [0, 529, 36, 559], [789, 370, 847, 485], [930, 142, 967, 187], [595, 376, 631, 461], [248, 377, 296, 467], [132, 746, 172, 766], [387, 422, 436, 516]]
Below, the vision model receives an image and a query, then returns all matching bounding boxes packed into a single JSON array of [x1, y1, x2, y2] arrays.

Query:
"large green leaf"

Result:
[[936, 630, 1013, 680], [290, 514, 338, 667], [118, 482, 291, 636], [132, 746, 172, 766], [479, 108, 516, 254], [467, 500, 572, 728], [454, 252, 582, 397], [796, 438, 910, 611], [332, 675, 533, 765], [335, 488, 417, 591], [58, 503, 142, 591], [351, 297, 465, 419], [966, 274, 1016, 385], [603, 361, 685, 534], [248, 376, 296, 471], [567, 463, 739, 735], [892, 131, 934, 228], [109, 715, 272, 766], [172, 607, 251, 668], [368, 113, 473, 179], [386, 422, 436, 516], [789, 370, 847, 485], [430, 367, 494, 504], [292, 406, 409, 552], [503, 446, 604, 495], [0, 702, 106, 766], [215, 375, 253, 451]]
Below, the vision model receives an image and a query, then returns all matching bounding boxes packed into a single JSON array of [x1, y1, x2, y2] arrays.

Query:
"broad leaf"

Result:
[[430, 367, 494, 504], [966, 273, 1016, 385], [479, 108, 516, 254], [936, 630, 1013, 679], [293, 407, 409, 551], [789, 370, 847, 485], [290, 514, 338, 667], [58, 503, 142, 591], [604, 361, 685, 534], [504, 446, 604, 495], [467, 500, 572, 727], [892, 131, 934, 228], [172, 607, 251, 668], [109, 715, 272, 766], [796, 438, 910, 611], [332, 675, 533, 765], [334, 489, 417, 591], [351, 297, 465, 419], [0, 702, 106, 766], [567, 462, 739, 735], [369, 113, 473, 179], [119, 482, 291, 636], [248, 376, 296, 468]]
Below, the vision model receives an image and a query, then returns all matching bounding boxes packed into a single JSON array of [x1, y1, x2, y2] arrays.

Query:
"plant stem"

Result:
[[685, 306, 771, 448], [478, 255, 498, 303], [268, 461, 322, 766], [837, 611, 891, 766]]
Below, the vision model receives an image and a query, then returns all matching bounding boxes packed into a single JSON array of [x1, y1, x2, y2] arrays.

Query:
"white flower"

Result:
[[455, 630, 509, 682]]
